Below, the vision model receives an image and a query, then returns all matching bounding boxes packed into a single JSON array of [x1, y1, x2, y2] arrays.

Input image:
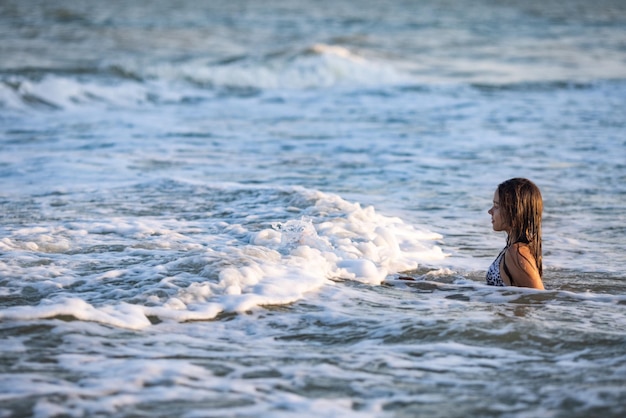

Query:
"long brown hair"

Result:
[[497, 178, 543, 277]]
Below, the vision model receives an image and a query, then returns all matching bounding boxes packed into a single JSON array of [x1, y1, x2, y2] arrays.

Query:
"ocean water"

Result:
[[1, 0, 625, 416]]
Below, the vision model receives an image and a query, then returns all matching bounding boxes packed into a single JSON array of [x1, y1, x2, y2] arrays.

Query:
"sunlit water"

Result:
[[1, 0, 625, 416]]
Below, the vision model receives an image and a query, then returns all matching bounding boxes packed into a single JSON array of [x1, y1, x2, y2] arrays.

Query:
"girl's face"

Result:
[[488, 190, 508, 232]]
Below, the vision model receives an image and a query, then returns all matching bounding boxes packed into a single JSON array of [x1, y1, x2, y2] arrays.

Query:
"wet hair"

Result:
[[497, 178, 543, 277]]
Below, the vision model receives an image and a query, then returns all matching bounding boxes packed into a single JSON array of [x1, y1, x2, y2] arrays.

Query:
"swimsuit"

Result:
[[486, 247, 509, 286]]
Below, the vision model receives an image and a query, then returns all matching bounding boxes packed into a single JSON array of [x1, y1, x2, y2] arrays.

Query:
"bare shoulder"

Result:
[[508, 243, 535, 268], [505, 243, 544, 289]]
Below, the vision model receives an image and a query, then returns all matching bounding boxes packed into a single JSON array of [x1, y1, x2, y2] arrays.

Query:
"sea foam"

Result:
[[148, 43, 410, 90], [0, 186, 446, 329]]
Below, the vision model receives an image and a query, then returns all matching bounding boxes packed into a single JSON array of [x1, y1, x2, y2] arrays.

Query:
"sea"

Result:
[[1, 0, 625, 417]]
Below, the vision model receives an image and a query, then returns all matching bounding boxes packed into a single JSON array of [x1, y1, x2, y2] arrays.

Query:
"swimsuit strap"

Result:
[[502, 251, 515, 286]]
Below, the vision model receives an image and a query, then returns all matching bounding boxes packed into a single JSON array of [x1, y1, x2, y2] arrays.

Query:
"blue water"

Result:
[[1, 0, 626, 416]]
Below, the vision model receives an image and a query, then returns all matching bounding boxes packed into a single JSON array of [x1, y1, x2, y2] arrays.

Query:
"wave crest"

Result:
[[149, 43, 408, 90]]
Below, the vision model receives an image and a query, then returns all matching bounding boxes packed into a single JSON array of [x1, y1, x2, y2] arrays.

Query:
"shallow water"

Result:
[[1, 0, 626, 416]]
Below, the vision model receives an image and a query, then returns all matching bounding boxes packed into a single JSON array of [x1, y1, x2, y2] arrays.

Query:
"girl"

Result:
[[486, 178, 545, 289]]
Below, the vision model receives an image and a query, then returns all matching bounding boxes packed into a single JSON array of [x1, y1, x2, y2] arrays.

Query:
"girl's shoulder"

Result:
[[509, 241, 531, 253], [506, 242, 537, 272]]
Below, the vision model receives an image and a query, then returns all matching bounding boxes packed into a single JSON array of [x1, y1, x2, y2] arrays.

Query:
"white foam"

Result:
[[0, 187, 446, 328], [0, 298, 151, 330], [0, 75, 181, 111], [148, 43, 410, 90], [142, 191, 446, 324]]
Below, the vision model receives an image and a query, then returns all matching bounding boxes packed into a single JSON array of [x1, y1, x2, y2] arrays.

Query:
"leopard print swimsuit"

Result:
[[486, 247, 507, 286]]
